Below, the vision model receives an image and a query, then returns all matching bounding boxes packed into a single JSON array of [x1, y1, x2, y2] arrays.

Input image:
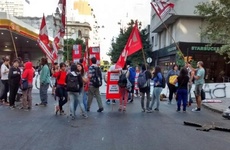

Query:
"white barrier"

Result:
[[33, 72, 230, 99]]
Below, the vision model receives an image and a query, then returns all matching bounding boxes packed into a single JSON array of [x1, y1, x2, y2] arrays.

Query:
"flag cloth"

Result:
[[72, 44, 82, 63], [37, 15, 54, 63], [25, 0, 30, 4], [115, 24, 142, 69], [58, 0, 66, 36], [151, 1, 174, 19]]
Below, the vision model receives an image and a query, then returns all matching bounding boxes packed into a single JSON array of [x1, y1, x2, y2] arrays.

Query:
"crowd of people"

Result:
[[0, 55, 205, 120]]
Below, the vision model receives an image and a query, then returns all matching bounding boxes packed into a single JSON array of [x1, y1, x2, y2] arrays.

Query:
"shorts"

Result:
[[195, 84, 203, 96]]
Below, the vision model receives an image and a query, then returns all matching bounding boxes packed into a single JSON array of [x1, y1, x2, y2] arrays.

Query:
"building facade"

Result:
[[150, 0, 230, 83], [0, 0, 24, 17]]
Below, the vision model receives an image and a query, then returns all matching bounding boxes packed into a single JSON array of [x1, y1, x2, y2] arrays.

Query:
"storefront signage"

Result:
[[191, 46, 220, 51]]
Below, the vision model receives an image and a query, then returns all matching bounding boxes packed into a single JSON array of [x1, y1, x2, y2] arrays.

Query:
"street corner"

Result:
[[202, 98, 230, 114]]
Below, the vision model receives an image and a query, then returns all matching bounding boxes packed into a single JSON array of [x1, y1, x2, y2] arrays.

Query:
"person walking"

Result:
[[190, 61, 205, 112], [174, 68, 189, 112], [87, 57, 104, 112], [149, 66, 163, 111], [0, 56, 10, 105], [8, 59, 21, 108], [53, 63, 68, 115], [37, 58, 50, 106], [166, 64, 180, 104], [77, 63, 88, 111], [21, 61, 34, 110], [138, 64, 152, 112], [127, 61, 136, 103], [66, 64, 87, 120]]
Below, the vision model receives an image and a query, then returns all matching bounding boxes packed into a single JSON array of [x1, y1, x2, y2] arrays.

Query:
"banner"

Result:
[[89, 46, 100, 66], [72, 44, 82, 63], [150, 1, 174, 19], [106, 71, 121, 99]]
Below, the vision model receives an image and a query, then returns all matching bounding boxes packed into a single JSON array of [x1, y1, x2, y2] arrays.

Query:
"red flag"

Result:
[[127, 24, 142, 56], [115, 24, 142, 69], [58, 0, 66, 35], [72, 44, 82, 63], [151, 1, 174, 19], [37, 15, 54, 63]]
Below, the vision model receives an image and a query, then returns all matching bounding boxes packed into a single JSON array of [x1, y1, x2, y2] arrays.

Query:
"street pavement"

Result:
[[0, 94, 230, 150], [202, 98, 230, 113]]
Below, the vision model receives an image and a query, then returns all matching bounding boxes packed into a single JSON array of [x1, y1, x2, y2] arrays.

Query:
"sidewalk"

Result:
[[202, 98, 230, 113]]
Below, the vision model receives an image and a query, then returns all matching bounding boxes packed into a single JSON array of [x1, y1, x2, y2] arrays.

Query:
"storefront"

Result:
[[152, 42, 230, 83]]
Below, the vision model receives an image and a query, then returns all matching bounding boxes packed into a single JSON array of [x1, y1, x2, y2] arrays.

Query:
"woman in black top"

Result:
[[174, 68, 189, 112]]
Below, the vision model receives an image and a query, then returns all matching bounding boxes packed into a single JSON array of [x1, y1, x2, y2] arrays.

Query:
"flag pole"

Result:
[[141, 48, 147, 69], [9, 29, 18, 58], [159, 17, 184, 59]]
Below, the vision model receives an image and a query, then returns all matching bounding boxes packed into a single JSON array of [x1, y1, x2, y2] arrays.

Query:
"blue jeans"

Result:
[[69, 92, 86, 116], [40, 83, 49, 104], [150, 87, 162, 110], [177, 89, 188, 111], [82, 91, 88, 111]]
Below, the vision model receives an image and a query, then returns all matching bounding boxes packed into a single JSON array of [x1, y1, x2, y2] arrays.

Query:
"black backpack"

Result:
[[66, 72, 81, 92], [161, 74, 166, 88], [118, 71, 128, 88], [91, 66, 102, 88]]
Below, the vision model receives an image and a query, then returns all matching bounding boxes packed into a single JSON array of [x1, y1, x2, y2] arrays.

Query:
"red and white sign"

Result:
[[72, 44, 82, 63], [89, 46, 100, 66], [151, 1, 174, 19], [106, 71, 121, 100]]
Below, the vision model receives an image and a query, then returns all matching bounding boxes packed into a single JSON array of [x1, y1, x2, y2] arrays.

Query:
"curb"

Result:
[[202, 103, 223, 114]]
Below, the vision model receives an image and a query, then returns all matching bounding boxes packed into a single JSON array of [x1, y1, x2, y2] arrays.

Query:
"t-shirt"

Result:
[[1, 63, 9, 80], [177, 76, 189, 89], [195, 68, 205, 85]]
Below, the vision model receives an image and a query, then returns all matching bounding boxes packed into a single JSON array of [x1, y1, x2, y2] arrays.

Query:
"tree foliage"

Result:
[[195, 0, 230, 63], [63, 38, 86, 61], [107, 20, 151, 66]]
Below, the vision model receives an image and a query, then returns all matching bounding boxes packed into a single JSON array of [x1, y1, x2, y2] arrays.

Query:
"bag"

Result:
[[66, 73, 80, 92], [128, 67, 136, 83], [169, 75, 178, 85], [137, 71, 148, 88], [201, 89, 206, 100], [161, 75, 166, 88], [118, 71, 128, 88], [91, 66, 102, 88], [20, 79, 29, 91]]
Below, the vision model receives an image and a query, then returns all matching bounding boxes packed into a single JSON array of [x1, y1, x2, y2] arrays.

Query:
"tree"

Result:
[[107, 20, 151, 66], [63, 38, 86, 61], [195, 0, 230, 63]]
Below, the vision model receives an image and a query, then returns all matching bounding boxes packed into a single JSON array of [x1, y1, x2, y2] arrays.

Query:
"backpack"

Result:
[[91, 66, 102, 88], [137, 71, 148, 88], [66, 72, 81, 92], [161, 74, 166, 88], [128, 67, 136, 83], [20, 79, 29, 91], [118, 71, 128, 88]]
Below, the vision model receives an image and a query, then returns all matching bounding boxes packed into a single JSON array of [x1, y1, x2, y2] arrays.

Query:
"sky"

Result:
[[24, 0, 151, 61]]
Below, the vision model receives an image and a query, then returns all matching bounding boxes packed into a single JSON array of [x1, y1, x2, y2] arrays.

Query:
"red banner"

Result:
[[89, 46, 100, 66], [106, 71, 121, 100], [72, 44, 82, 63]]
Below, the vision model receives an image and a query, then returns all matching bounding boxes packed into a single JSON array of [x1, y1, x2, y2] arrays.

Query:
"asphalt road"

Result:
[[0, 94, 230, 150]]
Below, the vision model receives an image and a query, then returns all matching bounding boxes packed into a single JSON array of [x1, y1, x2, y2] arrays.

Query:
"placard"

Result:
[[106, 71, 121, 99]]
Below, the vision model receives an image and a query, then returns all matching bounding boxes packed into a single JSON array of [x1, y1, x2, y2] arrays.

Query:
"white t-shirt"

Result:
[[1, 63, 9, 80]]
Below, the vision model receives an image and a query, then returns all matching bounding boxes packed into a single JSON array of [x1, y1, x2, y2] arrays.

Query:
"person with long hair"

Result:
[[166, 64, 180, 104], [174, 68, 189, 112], [53, 63, 68, 115], [118, 63, 129, 112], [77, 63, 88, 114], [149, 66, 163, 111]]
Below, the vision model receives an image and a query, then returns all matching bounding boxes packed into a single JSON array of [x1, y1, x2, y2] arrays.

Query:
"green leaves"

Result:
[[195, 0, 230, 63], [63, 38, 86, 61], [107, 20, 151, 66]]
